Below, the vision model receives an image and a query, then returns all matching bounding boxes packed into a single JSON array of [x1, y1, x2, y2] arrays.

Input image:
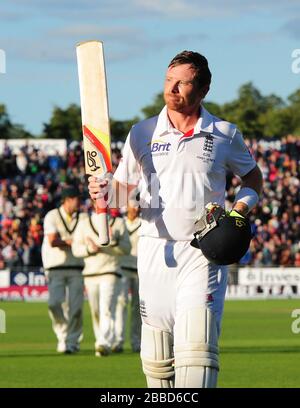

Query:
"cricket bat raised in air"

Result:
[[76, 40, 112, 246]]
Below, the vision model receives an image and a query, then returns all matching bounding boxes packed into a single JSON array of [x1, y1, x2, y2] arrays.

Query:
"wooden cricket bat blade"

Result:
[[76, 40, 112, 246]]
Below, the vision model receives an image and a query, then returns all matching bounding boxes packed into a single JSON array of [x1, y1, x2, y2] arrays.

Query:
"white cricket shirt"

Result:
[[114, 105, 256, 241]]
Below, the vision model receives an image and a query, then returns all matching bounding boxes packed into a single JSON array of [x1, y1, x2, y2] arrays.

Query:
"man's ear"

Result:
[[200, 84, 210, 99]]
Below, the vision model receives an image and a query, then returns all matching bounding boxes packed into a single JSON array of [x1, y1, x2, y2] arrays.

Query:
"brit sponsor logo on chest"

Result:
[[148, 128, 194, 157], [148, 139, 171, 156]]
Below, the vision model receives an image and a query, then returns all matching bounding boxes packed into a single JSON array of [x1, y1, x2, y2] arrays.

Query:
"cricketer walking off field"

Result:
[[42, 186, 85, 354], [88, 50, 263, 387], [72, 209, 131, 356]]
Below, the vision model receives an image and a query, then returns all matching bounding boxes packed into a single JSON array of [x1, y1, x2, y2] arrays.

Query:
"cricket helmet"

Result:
[[190, 204, 252, 265]]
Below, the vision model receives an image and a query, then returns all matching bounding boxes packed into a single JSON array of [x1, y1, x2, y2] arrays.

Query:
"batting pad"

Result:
[[141, 323, 175, 388], [174, 307, 219, 388]]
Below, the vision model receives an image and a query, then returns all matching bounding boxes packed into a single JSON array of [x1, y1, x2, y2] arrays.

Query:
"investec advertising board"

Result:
[[0, 268, 48, 301], [1, 267, 300, 301], [239, 267, 300, 286], [226, 267, 300, 299]]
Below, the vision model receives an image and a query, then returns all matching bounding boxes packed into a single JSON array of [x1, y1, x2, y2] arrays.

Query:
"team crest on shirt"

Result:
[[139, 300, 147, 318], [196, 134, 216, 163], [203, 134, 214, 153], [148, 139, 171, 156]]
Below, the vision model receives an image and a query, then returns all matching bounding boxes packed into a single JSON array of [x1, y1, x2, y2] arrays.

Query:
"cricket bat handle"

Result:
[[95, 197, 110, 246]]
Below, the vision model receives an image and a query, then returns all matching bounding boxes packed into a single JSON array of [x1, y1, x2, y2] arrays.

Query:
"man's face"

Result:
[[65, 196, 80, 214], [127, 205, 139, 220], [164, 63, 208, 113]]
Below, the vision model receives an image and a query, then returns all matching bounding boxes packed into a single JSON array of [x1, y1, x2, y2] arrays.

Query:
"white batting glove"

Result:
[[88, 174, 113, 201]]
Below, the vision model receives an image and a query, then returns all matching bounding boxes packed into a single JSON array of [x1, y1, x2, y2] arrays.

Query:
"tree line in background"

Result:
[[1, 82, 300, 142]]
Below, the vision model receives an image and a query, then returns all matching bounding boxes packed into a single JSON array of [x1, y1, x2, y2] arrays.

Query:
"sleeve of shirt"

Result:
[[43, 210, 58, 235], [227, 129, 257, 177], [113, 131, 141, 186]]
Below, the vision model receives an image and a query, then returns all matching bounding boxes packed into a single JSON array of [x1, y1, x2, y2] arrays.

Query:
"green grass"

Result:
[[0, 299, 299, 388], [219, 299, 300, 388]]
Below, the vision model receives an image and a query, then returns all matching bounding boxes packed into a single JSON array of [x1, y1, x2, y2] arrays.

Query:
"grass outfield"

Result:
[[0, 299, 300, 388]]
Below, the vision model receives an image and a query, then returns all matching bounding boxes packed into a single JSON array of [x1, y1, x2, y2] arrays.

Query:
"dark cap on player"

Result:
[[61, 186, 81, 200]]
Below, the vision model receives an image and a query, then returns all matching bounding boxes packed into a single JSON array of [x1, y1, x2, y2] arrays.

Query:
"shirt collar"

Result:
[[153, 106, 174, 138], [153, 104, 214, 138], [60, 205, 77, 221], [195, 105, 214, 134]]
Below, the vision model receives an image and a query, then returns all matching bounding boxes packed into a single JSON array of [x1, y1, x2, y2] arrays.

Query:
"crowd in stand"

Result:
[[226, 134, 300, 267], [0, 135, 299, 269]]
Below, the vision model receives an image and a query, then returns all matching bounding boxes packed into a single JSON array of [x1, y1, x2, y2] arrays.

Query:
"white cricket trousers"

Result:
[[84, 274, 120, 349], [138, 237, 228, 347], [47, 269, 84, 350]]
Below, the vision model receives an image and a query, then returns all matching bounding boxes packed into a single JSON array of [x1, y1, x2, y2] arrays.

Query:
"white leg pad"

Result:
[[174, 307, 219, 388], [141, 323, 175, 388]]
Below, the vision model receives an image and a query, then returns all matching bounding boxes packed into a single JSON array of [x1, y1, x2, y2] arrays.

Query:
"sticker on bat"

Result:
[[87, 150, 101, 172]]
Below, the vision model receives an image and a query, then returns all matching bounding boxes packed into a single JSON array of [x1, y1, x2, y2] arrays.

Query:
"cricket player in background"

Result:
[[72, 207, 131, 357], [42, 186, 85, 354], [113, 200, 142, 353], [88, 51, 262, 387]]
